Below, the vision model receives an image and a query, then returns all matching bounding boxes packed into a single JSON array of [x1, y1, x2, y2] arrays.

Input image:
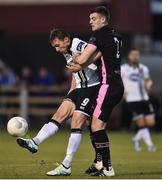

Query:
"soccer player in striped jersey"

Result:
[[17, 28, 103, 176], [121, 48, 156, 152]]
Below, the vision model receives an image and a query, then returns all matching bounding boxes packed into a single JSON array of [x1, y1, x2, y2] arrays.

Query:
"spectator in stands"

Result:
[[20, 66, 34, 86], [34, 67, 55, 86], [0, 66, 17, 86]]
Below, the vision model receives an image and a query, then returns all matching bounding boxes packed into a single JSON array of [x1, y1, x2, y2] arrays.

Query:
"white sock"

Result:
[[62, 133, 82, 168], [133, 129, 143, 141], [141, 128, 153, 146], [33, 122, 59, 145]]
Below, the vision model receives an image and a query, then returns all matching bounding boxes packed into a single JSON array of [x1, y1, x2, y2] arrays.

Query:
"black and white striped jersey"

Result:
[[64, 38, 100, 88], [121, 63, 150, 102]]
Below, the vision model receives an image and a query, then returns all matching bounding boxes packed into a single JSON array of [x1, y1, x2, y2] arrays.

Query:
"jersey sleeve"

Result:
[[143, 65, 150, 80], [70, 38, 87, 54], [88, 31, 102, 48]]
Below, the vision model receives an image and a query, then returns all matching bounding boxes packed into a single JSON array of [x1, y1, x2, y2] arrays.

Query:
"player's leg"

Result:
[[133, 116, 146, 151], [90, 117, 115, 177], [90, 82, 124, 177], [145, 114, 155, 127], [46, 111, 87, 176], [46, 86, 99, 176], [62, 112, 87, 167], [136, 101, 156, 152], [85, 119, 103, 174], [127, 101, 149, 151], [32, 100, 75, 145], [17, 100, 75, 153], [143, 114, 156, 152]]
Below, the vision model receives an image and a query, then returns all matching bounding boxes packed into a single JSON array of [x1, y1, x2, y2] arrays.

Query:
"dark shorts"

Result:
[[93, 80, 124, 122], [64, 85, 100, 117], [127, 100, 155, 120]]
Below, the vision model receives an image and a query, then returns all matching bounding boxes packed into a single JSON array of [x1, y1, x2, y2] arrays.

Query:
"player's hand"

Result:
[[66, 62, 82, 73]]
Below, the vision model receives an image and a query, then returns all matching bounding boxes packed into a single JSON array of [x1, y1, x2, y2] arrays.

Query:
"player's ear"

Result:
[[64, 37, 69, 43], [101, 16, 106, 23]]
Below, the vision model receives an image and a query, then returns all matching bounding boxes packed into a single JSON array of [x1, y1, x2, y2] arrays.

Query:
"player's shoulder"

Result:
[[139, 63, 149, 71], [70, 38, 87, 53], [121, 63, 129, 69], [121, 63, 130, 75], [72, 38, 85, 45]]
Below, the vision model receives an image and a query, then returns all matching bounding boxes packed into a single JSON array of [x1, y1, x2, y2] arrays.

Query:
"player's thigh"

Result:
[[145, 115, 155, 127], [71, 111, 88, 129], [52, 100, 75, 123], [93, 83, 124, 124], [75, 85, 100, 117]]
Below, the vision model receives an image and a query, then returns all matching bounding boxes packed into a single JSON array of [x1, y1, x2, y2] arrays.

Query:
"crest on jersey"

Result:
[[76, 41, 85, 52], [89, 36, 96, 44]]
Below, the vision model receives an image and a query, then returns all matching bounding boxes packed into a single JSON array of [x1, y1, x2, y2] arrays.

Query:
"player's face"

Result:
[[128, 50, 140, 64], [51, 37, 70, 54], [89, 13, 106, 31]]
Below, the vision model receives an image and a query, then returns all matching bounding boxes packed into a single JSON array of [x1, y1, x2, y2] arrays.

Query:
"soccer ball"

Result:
[[7, 116, 28, 137]]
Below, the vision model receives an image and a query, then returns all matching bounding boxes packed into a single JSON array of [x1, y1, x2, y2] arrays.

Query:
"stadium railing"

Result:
[[0, 85, 67, 119]]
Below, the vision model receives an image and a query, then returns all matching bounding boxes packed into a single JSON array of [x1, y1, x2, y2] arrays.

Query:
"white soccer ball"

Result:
[[7, 116, 28, 137]]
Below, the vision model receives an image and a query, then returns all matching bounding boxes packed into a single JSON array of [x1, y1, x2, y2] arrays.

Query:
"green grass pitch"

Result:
[[0, 130, 162, 179]]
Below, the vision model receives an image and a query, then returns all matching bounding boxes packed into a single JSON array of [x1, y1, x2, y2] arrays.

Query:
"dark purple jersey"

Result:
[[89, 25, 122, 84]]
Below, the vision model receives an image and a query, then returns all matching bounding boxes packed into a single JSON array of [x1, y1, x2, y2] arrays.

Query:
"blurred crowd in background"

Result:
[[0, 58, 71, 87]]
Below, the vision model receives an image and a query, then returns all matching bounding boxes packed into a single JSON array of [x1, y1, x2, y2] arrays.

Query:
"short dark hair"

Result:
[[49, 28, 70, 42], [90, 6, 110, 22], [129, 48, 139, 53]]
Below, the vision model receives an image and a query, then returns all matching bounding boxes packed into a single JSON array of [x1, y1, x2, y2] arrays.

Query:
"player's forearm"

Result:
[[73, 44, 97, 65], [145, 79, 153, 91], [73, 51, 101, 70], [74, 53, 90, 65]]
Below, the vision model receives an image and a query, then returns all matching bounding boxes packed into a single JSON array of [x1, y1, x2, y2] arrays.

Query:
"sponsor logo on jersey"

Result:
[[76, 41, 85, 52], [129, 73, 141, 81]]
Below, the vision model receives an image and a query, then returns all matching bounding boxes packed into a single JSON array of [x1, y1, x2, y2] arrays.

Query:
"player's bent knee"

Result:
[[91, 117, 105, 132], [91, 124, 101, 132], [145, 116, 156, 127], [146, 120, 155, 127], [91, 122, 104, 132]]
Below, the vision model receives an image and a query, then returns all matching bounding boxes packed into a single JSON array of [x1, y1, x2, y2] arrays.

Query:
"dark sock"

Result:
[[92, 130, 112, 170], [88, 125, 101, 163]]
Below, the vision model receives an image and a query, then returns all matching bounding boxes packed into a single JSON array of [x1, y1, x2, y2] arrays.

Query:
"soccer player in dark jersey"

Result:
[[71, 6, 124, 176]]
